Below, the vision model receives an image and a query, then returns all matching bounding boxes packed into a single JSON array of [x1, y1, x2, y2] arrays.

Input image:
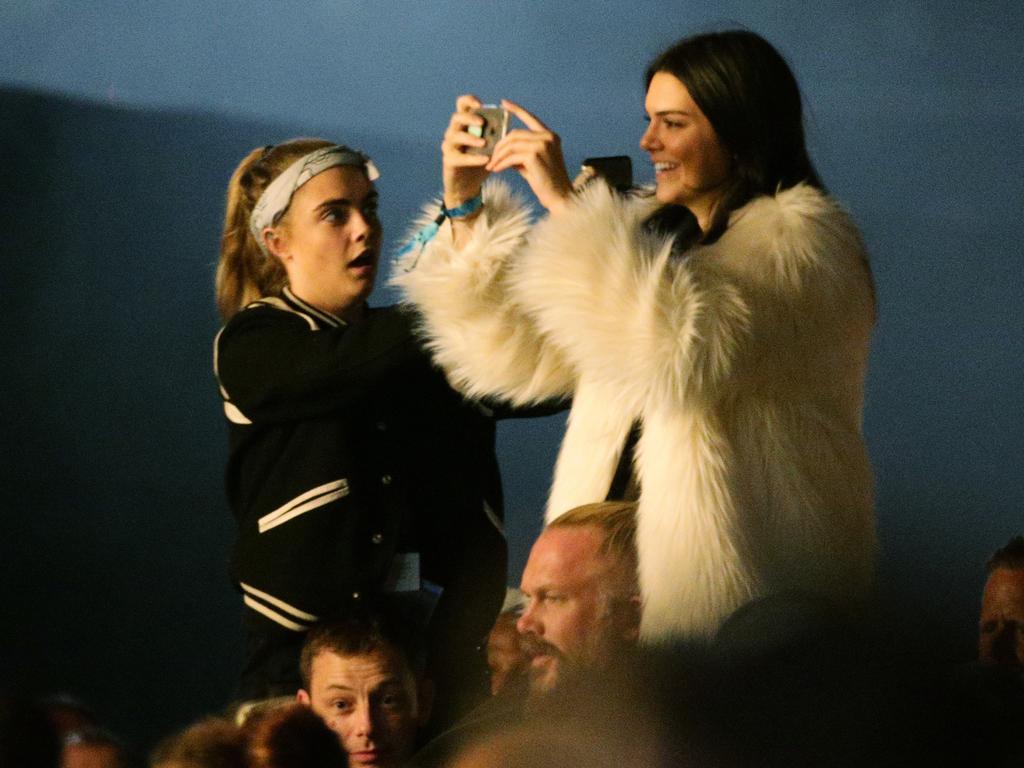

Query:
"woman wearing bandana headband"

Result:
[[213, 138, 511, 720]]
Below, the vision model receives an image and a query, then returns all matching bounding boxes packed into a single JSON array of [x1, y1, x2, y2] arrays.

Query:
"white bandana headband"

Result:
[[249, 145, 380, 254]]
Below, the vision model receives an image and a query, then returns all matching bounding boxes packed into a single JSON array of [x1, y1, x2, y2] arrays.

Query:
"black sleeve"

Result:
[[215, 304, 423, 424], [481, 394, 572, 421]]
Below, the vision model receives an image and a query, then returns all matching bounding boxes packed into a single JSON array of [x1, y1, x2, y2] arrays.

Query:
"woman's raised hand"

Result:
[[488, 99, 573, 214], [442, 94, 492, 210], [442, 95, 573, 215]]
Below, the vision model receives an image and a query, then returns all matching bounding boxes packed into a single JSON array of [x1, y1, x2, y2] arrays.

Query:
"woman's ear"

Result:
[[262, 226, 290, 262]]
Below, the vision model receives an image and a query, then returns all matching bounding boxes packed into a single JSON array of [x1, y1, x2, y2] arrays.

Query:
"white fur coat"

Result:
[[393, 181, 876, 642]]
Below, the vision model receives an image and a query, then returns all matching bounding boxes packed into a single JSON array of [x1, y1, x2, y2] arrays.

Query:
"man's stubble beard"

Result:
[[519, 622, 620, 699]]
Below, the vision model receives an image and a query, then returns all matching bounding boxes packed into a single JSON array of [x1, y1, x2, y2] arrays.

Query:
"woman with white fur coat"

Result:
[[395, 30, 876, 642]]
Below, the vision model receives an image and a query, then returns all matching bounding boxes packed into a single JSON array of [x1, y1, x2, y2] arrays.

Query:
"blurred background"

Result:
[[1, 0, 1021, 750]]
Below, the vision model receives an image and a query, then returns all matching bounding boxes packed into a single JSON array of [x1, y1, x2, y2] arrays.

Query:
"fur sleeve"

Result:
[[512, 182, 874, 412], [391, 181, 576, 404]]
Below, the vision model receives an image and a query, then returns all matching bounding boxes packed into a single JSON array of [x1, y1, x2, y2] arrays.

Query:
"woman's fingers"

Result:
[[486, 129, 573, 212], [497, 128, 556, 145], [447, 109, 484, 133], [486, 150, 538, 174], [445, 107, 486, 142], [446, 150, 490, 168], [501, 98, 548, 132], [488, 147, 560, 175], [444, 126, 487, 153], [444, 95, 491, 207], [487, 131, 560, 172], [442, 96, 570, 212], [456, 94, 483, 113], [445, 95, 570, 207]]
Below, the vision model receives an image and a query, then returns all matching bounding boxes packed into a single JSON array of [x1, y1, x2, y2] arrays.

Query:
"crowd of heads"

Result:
[[6, 515, 1024, 767], [1, 693, 131, 768]]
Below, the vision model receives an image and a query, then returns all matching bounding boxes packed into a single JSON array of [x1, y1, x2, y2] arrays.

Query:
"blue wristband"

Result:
[[398, 194, 484, 269], [441, 194, 484, 220]]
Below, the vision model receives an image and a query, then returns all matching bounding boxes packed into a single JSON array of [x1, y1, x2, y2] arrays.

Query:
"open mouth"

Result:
[[349, 250, 376, 269]]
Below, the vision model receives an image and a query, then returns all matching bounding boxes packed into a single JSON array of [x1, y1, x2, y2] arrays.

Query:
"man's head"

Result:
[[517, 501, 641, 695], [151, 717, 246, 768], [979, 535, 1024, 670], [487, 611, 527, 696], [61, 728, 127, 768], [296, 613, 431, 768], [246, 704, 346, 768]]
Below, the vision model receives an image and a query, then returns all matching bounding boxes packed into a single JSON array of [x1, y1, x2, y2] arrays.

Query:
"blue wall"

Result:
[[2, 0, 1022, 749]]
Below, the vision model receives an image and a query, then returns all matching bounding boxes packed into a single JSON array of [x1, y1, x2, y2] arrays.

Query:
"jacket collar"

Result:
[[281, 286, 347, 329]]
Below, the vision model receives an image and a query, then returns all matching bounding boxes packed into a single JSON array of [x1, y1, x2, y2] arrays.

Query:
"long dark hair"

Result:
[[644, 30, 822, 247]]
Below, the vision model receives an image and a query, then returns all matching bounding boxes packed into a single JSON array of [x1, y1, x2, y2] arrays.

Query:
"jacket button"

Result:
[[381, 474, 392, 486], [371, 533, 383, 544], [376, 421, 387, 431], [352, 591, 361, 600]]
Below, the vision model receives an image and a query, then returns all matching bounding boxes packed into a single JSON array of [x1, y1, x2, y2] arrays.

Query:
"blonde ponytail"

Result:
[[215, 139, 333, 320]]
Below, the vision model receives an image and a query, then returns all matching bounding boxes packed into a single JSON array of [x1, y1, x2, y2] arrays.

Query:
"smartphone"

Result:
[[581, 155, 633, 191], [467, 105, 510, 156]]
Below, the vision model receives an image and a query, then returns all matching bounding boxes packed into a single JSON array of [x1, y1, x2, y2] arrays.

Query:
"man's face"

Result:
[[486, 612, 526, 696], [62, 742, 123, 768], [979, 567, 1024, 669], [517, 525, 637, 695], [297, 646, 422, 768]]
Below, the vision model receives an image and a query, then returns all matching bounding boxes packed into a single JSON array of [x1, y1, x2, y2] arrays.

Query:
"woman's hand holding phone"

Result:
[[488, 99, 573, 214], [442, 94, 491, 211], [443, 95, 573, 216]]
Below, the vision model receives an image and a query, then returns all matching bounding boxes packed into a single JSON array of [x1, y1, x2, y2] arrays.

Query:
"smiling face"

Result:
[[264, 165, 381, 322], [640, 71, 733, 230], [516, 526, 637, 696], [296, 646, 421, 768]]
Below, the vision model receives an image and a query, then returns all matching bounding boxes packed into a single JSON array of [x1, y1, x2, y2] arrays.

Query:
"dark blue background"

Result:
[[2, 0, 1022, 749]]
